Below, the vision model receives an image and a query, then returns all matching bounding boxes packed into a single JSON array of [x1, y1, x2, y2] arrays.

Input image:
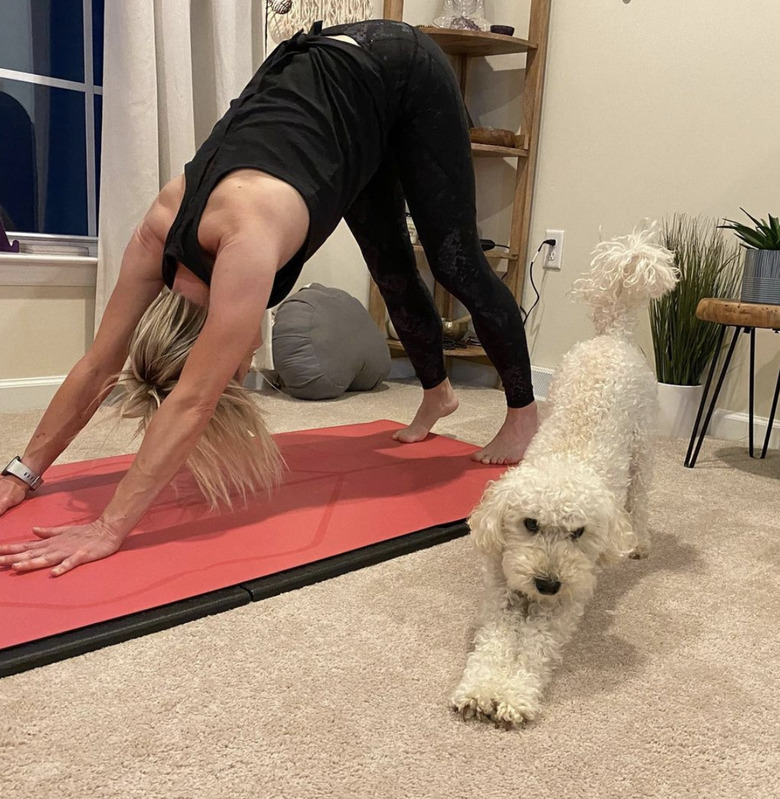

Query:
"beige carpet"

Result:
[[2, 379, 779, 799]]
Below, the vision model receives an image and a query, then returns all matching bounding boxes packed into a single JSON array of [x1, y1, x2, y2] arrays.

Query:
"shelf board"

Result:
[[418, 26, 535, 57], [412, 243, 517, 264], [471, 142, 528, 159], [387, 339, 490, 361]]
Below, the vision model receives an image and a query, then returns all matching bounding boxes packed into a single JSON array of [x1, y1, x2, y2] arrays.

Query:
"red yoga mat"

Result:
[[0, 421, 504, 653]]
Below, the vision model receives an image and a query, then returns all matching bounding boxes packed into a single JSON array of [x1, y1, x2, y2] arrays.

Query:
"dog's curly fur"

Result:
[[451, 222, 678, 728]]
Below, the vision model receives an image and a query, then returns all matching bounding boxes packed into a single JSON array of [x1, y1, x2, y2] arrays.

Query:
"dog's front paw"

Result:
[[451, 685, 539, 728]]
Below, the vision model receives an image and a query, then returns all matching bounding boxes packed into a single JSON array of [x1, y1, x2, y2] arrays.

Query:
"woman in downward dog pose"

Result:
[[0, 20, 536, 575]]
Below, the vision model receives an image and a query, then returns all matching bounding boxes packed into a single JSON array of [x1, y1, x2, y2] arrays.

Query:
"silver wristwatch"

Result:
[[2, 456, 44, 490]]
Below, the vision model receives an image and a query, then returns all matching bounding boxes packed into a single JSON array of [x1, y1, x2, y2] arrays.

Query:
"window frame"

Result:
[[0, 0, 102, 247]]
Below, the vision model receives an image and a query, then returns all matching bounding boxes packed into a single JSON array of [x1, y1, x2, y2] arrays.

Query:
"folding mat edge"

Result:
[[0, 519, 469, 678]]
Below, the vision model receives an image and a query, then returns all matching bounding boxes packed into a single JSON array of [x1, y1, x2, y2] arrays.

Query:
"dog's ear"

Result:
[[468, 479, 512, 556], [597, 503, 637, 566]]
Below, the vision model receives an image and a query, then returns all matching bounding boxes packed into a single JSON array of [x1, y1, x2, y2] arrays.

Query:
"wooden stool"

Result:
[[685, 299, 780, 467]]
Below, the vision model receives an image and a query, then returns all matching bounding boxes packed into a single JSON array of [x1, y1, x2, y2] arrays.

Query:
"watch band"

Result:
[[2, 456, 44, 491]]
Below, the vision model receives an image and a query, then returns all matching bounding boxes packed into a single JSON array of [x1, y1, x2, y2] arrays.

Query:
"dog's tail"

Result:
[[572, 220, 678, 337]]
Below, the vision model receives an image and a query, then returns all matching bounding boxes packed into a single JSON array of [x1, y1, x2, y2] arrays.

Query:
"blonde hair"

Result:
[[109, 288, 283, 508]]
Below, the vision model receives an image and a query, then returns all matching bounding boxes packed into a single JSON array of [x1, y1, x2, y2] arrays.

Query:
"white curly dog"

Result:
[[451, 222, 678, 728]]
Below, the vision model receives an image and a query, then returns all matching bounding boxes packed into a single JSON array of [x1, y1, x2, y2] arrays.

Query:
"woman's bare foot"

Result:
[[472, 402, 539, 465], [394, 379, 459, 443]]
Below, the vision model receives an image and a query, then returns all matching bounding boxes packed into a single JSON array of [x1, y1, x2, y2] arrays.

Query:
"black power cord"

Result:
[[519, 238, 556, 324], [494, 238, 555, 326]]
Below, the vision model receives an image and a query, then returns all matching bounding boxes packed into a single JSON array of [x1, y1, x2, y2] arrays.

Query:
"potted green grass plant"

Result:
[[719, 209, 780, 305], [649, 214, 742, 436]]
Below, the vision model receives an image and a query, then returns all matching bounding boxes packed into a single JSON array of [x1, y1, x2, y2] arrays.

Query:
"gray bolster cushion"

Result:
[[272, 283, 391, 400]]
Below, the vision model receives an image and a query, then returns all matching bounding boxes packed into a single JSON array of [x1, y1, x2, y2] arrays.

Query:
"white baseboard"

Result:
[[709, 409, 780, 448], [0, 376, 66, 413], [530, 366, 555, 400]]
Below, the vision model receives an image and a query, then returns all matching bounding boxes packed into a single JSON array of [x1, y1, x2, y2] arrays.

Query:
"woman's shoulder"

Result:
[[143, 175, 185, 244]]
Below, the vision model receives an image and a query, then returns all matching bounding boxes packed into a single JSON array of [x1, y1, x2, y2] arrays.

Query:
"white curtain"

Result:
[[96, 0, 272, 367]]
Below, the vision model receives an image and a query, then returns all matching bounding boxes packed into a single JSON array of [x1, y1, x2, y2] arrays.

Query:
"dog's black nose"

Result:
[[534, 577, 561, 595]]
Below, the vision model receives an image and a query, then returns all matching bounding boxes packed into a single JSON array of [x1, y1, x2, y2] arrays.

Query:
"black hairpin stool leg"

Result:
[[759, 349, 780, 459], [685, 324, 726, 467], [684, 325, 742, 468], [749, 328, 756, 457]]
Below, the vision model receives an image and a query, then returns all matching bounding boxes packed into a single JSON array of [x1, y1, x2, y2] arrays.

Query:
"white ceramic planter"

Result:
[[656, 382, 704, 439]]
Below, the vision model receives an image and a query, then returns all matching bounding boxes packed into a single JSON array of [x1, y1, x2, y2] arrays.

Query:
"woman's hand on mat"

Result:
[[0, 475, 28, 517], [0, 518, 126, 576]]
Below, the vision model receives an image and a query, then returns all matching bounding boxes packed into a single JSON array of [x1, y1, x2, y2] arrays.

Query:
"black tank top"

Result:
[[162, 23, 394, 307]]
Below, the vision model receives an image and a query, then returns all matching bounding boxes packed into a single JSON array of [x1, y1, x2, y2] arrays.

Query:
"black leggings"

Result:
[[334, 22, 534, 408]]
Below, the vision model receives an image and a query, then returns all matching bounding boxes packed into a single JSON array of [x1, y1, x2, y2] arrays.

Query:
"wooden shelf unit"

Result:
[[417, 26, 535, 56], [371, 0, 552, 361], [471, 142, 529, 159]]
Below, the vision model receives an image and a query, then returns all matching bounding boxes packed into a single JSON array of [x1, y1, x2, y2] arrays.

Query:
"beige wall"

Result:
[[528, 0, 780, 414], [0, 286, 95, 379]]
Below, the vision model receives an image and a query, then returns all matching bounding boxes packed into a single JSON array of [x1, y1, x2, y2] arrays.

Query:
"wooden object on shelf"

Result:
[[469, 126, 516, 148], [372, 0, 552, 365]]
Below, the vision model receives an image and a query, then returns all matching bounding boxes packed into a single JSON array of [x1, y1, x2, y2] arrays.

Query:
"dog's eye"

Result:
[[571, 527, 585, 540], [524, 518, 540, 534]]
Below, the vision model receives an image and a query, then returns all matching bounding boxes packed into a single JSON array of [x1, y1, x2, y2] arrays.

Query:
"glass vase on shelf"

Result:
[[433, 0, 491, 31]]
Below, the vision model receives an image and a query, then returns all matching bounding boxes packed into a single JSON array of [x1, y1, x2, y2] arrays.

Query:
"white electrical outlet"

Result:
[[544, 229, 565, 269]]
